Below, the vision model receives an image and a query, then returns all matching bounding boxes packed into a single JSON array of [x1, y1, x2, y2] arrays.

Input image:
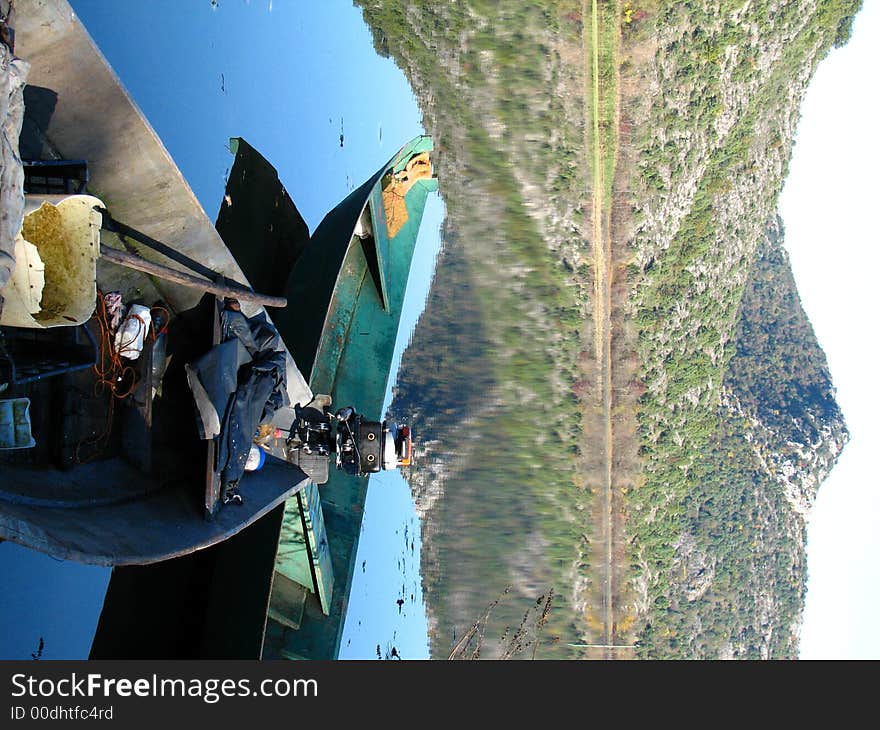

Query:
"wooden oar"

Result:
[[99, 244, 287, 308]]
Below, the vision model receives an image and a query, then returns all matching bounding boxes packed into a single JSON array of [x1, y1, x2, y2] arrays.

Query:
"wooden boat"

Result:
[[90, 135, 438, 658], [264, 135, 437, 658], [2, 0, 439, 659], [0, 235, 303, 568], [0, 1, 311, 567]]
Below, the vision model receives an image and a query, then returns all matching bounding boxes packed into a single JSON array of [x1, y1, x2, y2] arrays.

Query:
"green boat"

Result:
[[3, 1, 439, 658], [265, 135, 437, 660], [91, 135, 439, 659]]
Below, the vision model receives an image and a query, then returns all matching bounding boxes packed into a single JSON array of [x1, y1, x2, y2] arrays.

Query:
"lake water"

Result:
[[0, 0, 440, 660]]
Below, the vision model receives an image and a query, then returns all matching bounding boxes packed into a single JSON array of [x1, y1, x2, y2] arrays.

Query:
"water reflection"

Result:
[[358, 0, 861, 660]]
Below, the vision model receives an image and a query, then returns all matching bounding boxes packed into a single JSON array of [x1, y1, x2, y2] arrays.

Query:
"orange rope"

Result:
[[76, 291, 158, 462], [93, 291, 140, 399], [149, 303, 171, 337]]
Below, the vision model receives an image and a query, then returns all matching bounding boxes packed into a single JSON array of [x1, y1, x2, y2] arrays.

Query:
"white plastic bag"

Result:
[[114, 303, 151, 360]]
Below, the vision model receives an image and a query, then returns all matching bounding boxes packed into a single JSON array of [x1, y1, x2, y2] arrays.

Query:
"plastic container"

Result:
[[114, 304, 151, 360], [244, 445, 266, 472], [0, 323, 98, 387], [0, 397, 36, 449], [0, 194, 102, 329]]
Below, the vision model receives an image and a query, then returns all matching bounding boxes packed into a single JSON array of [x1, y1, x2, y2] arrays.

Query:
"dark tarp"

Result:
[[186, 307, 288, 494]]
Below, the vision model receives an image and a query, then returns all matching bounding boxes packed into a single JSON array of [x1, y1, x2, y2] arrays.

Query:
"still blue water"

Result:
[[0, 0, 440, 660]]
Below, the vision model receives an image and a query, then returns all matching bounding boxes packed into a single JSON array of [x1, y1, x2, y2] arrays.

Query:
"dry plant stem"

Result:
[[450, 588, 555, 660], [447, 587, 511, 660], [531, 589, 555, 660]]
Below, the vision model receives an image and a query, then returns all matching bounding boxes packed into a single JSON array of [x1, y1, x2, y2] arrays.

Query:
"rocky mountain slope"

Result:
[[621, 0, 856, 657], [362, 0, 857, 658], [633, 217, 848, 658]]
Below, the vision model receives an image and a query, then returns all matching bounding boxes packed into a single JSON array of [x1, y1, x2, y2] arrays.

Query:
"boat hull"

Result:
[[0, 455, 306, 566]]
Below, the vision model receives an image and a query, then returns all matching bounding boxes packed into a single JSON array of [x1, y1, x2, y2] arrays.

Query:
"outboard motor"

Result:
[[286, 404, 411, 484]]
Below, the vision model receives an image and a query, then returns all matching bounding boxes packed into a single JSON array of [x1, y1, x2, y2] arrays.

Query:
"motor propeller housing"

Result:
[[286, 404, 412, 484]]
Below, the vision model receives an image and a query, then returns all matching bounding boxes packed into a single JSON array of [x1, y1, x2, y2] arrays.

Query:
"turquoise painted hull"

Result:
[[266, 135, 437, 659], [89, 135, 438, 659]]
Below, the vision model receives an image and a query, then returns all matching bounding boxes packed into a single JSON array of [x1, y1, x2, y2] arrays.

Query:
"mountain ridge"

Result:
[[362, 0, 856, 658]]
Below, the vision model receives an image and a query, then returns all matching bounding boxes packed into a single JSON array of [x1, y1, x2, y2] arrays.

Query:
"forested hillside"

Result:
[[633, 218, 848, 658], [621, 0, 856, 656], [364, 0, 856, 658]]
